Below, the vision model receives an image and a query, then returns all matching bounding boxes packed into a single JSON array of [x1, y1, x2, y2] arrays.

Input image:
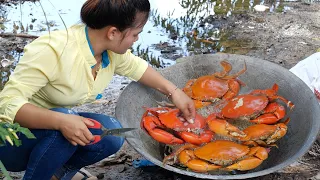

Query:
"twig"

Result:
[[0, 33, 39, 39]]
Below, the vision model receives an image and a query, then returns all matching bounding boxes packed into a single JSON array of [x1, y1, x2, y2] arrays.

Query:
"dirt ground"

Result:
[[76, 3, 320, 179], [1, 1, 320, 180]]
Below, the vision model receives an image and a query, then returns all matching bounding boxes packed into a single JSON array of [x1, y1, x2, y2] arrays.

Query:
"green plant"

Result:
[[0, 121, 36, 179]]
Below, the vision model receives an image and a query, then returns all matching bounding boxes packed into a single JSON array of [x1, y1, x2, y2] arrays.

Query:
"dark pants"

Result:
[[0, 108, 124, 180]]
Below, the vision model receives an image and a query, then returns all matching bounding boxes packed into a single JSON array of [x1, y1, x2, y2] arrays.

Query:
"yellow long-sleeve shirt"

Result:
[[0, 24, 148, 123]]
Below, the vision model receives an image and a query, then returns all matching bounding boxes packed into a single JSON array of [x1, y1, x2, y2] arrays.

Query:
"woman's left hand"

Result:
[[170, 88, 196, 123]]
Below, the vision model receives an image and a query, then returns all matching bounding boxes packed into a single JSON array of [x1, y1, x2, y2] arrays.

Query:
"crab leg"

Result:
[[269, 95, 295, 110], [250, 84, 295, 109], [218, 61, 247, 80], [213, 60, 233, 78], [225, 147, 268, 171], [179, 150, 221, 172]]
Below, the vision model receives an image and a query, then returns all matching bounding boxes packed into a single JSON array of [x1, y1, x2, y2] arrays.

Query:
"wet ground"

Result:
[[1, 0, 320, 179]]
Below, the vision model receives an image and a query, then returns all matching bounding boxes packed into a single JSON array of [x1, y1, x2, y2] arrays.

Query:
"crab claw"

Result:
[[178, 130, 214, 146], [239, 118, 289, 146], [163, 144, 198, 165], [142, 115, 184, 145], [225, 147, 268, 171], [207, 114, 246, 139], [250, 102, 285, 124], [222, 79, 241, 101], [179, 150, 221, 172]]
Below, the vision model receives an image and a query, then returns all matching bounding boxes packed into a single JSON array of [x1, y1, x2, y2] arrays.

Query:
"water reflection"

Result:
[[148, 0, 265, 61]]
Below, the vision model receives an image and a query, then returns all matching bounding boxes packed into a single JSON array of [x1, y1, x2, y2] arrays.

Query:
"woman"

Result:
[[0, 0, 195, 179]]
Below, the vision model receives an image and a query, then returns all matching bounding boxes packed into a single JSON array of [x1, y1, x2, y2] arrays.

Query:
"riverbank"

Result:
[[1, 1, 320, 179]]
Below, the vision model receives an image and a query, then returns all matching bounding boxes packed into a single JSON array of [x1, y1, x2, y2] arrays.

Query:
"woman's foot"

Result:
[[71, 168, 98, 180]]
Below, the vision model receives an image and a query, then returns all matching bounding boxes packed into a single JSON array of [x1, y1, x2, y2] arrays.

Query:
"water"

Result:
[[0, 0, 289, 90], [1, 0, 289, 62]]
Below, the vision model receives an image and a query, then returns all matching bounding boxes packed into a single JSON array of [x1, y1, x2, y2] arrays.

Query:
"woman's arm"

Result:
[[138, 67, 177, 97], [113, 51, 196, 122], [0, 43, 93, 146], [15, 104, 94, 146], [15, 103, 62, 130], [138, 66, 196, 123]]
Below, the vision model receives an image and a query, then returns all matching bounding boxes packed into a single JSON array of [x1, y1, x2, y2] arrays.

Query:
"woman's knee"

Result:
[[99, 136, 124, 156], [76, 112, 125, 155]]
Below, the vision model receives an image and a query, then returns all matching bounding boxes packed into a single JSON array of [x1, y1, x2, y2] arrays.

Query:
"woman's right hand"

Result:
[[57, 114, 95, 146]]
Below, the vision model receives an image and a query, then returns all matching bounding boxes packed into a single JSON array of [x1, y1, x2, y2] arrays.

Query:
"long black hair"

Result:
[[80, 0, 150, 31]]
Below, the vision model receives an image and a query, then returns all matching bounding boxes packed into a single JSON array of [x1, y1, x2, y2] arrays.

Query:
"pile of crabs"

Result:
[[140, 60, 295, 173]]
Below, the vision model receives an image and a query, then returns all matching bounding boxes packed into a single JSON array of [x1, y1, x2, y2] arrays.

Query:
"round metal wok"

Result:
[[115, 53, 320, 179]]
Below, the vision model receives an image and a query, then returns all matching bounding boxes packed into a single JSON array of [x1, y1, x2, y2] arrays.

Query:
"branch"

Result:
[[0, 33, 39, 39]]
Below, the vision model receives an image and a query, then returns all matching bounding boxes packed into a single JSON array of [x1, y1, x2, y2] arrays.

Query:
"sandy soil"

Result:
[[1, 1, 320, 180]]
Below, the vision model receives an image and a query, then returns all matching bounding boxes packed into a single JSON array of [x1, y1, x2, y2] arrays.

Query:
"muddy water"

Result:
[[0, 0, 289, 90]]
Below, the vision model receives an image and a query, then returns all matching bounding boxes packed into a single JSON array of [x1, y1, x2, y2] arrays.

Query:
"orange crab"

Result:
[[205, 113, 289, 147], [220, 84, 294, 124], [163, 140, 269, 172], [182, 60, 247, 109], [141, 107, 214, 145], [206, 113, 246, 139], [239, 118, 290, 147]]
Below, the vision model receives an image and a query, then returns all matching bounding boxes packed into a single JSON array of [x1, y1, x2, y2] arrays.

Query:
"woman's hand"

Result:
[[57, 114, 95, 146], [170, 88, 196, 123], [137, 66, 196, 123]]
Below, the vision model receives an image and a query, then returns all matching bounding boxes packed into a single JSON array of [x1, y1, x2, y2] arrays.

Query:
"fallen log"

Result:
[[0, 33, 39, 39]]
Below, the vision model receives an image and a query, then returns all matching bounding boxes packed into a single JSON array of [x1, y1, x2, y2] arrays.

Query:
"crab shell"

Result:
[[240, 121, 288, 145], [164, 140, 269, 172], [189, 76, 229, 101], [182, 60, 247, 109], [193, 140, 250, 166], [158, 108, 207, 131], [221, 94, 269, 120]]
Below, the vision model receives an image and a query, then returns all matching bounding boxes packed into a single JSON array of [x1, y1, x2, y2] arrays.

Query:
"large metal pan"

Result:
[[115, 53, 320, 179]]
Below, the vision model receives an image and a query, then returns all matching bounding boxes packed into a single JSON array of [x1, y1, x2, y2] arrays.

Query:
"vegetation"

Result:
[[0, 121, 36, 179]]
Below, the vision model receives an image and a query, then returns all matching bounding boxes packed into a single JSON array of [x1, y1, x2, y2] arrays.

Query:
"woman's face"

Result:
[[111, 13, 148, 54], [114, 26, 144, 54]]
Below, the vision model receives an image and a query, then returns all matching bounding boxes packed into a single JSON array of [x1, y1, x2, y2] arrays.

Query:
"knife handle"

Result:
[[88, 135, 101, 145], [86, 118, 102, 129]]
